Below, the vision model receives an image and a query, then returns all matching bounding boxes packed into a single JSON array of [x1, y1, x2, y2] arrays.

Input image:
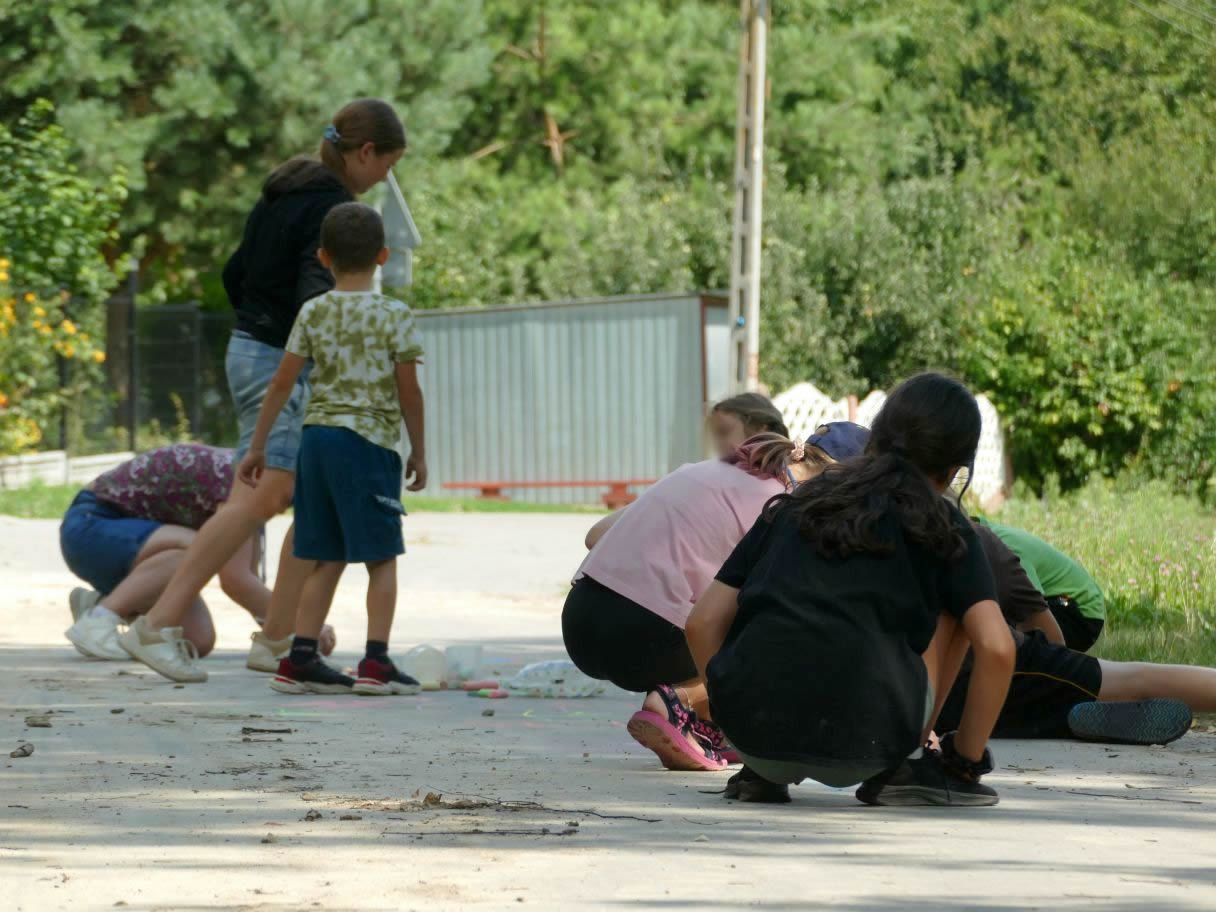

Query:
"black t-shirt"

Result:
[[706, 502, 996, 771], [972, 522, 1047, 627], [222, 168, 352, 349]]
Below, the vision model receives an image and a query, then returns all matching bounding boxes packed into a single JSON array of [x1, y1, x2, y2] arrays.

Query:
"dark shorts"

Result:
[[937, 630, 1103, 739], [561, 576, 698, 693], [293, 426, 405, 563], [1048, 596, 1105, 653], [59, 490, 162, 595]]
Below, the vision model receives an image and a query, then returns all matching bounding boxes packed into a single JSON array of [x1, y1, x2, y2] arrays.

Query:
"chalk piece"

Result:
[[462, 680, 500, 691], [9, 742, 34, 758], [420, 682, 441, 692], [468, 688, 509, 699], [693, 834, 710, 843]]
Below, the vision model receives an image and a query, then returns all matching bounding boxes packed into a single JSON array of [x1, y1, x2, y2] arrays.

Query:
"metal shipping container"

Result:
[[412, 292, 728, 505]]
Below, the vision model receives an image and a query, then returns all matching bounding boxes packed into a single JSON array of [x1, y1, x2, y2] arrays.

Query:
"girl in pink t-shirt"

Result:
[[563, 423, 869, 772]]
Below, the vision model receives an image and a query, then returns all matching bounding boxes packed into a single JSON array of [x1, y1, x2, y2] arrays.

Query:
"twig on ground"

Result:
[[1066, 790, 1202, 805]]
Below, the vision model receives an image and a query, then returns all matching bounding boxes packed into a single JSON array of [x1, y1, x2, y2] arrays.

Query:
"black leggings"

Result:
[[1047, 596, 1105, 653], [561, 576, 699, 693]]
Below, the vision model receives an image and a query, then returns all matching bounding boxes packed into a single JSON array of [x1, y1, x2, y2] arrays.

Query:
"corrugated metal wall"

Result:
[[411, 293, 721, 505]]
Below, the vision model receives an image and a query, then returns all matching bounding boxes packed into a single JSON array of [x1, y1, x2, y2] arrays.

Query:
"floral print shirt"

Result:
[[286, 290, 423, 451], [89, 444, 234, 529]]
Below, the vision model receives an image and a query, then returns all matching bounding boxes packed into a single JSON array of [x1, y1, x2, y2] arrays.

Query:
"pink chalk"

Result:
[[462, 680, 500, 691]]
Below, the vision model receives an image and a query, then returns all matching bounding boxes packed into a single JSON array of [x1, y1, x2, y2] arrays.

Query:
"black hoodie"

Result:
[[222, 165, 353, 349]]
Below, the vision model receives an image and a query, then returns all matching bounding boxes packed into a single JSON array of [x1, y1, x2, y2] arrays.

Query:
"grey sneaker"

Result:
[[119, 617, 207, 683], [65, 610, 128, 661], [247, 630, 292, 673], [69, 588, 101, 623]]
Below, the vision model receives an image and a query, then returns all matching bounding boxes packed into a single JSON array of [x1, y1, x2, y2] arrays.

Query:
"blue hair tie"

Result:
[[323, 124, 341, 144]]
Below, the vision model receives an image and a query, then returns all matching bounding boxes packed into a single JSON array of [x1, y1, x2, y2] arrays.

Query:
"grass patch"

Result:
[[0, 482, 78, 519], [0, 481, 607, 520], [997, 477, 1216, 666]]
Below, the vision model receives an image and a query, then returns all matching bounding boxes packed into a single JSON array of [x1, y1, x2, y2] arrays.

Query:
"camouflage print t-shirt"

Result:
[[285, 290, 424, 450]]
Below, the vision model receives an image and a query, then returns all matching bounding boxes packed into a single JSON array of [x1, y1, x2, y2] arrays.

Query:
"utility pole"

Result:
[[726, 0, 768, 394]]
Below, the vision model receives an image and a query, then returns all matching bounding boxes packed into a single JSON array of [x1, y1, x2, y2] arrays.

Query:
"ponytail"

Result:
[[724, 432, 830, 481]]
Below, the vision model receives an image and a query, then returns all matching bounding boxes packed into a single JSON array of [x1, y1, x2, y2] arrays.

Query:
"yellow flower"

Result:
[[0, 392, 8, 408], [0, 257, 10, 270], [61, 319, 76, 335], [33, 306, 46, 318], [32, 319, 42, 330], [0, 271, 8, 282], [92, 350, 106, 364], [23, 292, 36, 304], [62, 343, 76, 359], [39, 324, 52, 335]]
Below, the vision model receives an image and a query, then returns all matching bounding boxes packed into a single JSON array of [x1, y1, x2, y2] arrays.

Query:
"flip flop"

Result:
[[627, 685, 727, 772]]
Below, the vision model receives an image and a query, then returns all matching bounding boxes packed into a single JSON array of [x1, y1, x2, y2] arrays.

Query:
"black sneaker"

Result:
[[723, 765, 791, 804], [855, 751, 998, 807], [1068, 699, 1193, 746], [270, 655, 355, 694]]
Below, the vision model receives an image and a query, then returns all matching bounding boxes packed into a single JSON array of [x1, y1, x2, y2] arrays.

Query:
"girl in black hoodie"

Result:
[[125, 99, 408, 683]]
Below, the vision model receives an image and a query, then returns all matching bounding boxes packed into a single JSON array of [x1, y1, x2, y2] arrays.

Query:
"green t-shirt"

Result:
[[980, 519, 1105, 620], [286, 290, 424, 451]]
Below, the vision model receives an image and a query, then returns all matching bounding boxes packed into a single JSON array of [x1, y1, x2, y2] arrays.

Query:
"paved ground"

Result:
[[3, 513, 1216, 911]]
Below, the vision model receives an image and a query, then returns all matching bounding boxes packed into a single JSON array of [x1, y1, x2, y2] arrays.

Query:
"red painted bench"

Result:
[[443, 479, 656, 509]]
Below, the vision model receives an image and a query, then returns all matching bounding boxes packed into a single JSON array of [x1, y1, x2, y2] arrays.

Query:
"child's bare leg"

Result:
[[1099, 660, 1216, 712], [365, 558, 397, 644], [295, 561, 347, 639], [180, 599, 216, 657], [260, 522, 315, 640], [144, 470, 293, 630], [920, 612, 971, 740]]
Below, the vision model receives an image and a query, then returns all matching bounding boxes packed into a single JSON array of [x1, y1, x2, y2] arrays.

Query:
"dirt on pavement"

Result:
[[3, 513, 1215, 911]]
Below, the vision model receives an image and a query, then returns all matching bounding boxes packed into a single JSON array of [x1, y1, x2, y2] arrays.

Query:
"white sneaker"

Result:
[[69, 587, 101, 623], [64, 611, 128, 661], [118, 617, 207, 683], [247, 630, 292, 673]]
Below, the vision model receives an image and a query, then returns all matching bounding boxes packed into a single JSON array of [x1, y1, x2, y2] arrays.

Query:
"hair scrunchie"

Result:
[[323, 124, 342, 144]]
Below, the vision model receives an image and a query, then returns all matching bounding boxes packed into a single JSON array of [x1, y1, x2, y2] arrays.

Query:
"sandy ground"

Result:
[[3, 513, 1216, 912]]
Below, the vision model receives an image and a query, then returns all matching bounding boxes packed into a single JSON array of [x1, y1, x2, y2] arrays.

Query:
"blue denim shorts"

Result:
[[60, 490, 162, 595], [293, 426, 405, 563], [226, 332, 311, 472]]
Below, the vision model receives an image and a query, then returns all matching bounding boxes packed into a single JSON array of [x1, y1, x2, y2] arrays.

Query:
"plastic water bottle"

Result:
[[404, 645, 446, 690], [503, 660, 605, 698]]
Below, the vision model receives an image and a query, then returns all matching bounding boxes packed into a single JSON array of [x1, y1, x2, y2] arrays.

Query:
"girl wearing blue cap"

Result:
[[687, 372, 1015, 806]]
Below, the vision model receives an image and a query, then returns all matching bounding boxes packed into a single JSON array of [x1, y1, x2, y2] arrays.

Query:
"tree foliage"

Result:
[[4, 0, 1216, 491]]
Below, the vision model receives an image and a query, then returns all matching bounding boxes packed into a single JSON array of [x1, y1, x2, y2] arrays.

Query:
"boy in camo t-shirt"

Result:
[[238, 202, 427, 696]]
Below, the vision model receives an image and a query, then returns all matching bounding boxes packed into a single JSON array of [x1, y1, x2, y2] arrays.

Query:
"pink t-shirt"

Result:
[[576, 459, 785, 628]]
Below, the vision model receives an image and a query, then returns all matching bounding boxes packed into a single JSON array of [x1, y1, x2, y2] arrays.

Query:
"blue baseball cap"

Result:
[[807, 421, 870, 462]]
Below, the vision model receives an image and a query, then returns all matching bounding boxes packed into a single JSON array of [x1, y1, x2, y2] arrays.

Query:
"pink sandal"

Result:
[[627, 685, 728, 772]]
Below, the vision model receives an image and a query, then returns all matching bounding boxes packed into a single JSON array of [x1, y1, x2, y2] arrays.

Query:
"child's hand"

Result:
[[319, 624, 337, 656], [405, 452, 428, 492], [238, 449, 266, 488]]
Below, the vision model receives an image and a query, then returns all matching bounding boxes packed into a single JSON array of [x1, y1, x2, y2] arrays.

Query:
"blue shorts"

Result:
[[60, 491, 162, 595], [293, 426, 406, 563], [227, 332, 311, 472]]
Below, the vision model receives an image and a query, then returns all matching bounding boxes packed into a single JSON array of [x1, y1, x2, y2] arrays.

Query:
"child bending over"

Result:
[[687, 373, 1015, 806], [238, 202, 427, 695]]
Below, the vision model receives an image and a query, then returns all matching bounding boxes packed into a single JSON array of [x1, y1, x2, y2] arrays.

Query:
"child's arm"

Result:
[[585, 508, 626, 550], [395, 360, 427, 492], [237, 353, 308, 486], [1017, 607, 1065, 645], [685, 581, 741, 680], [954, 599, 1016, 762]]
